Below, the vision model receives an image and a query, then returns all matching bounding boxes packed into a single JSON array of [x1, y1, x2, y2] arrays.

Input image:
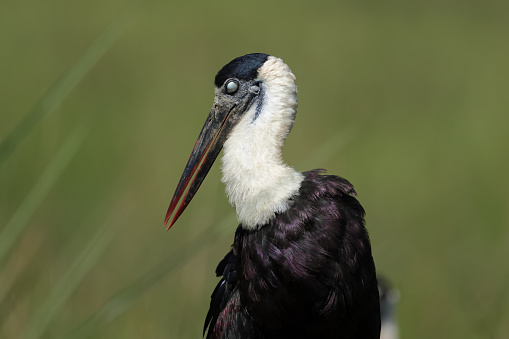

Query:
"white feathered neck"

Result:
[[221, 56, 304, 229]]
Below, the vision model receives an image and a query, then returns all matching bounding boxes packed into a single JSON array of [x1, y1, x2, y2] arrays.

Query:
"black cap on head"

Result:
[[214, 53, 269, 88]]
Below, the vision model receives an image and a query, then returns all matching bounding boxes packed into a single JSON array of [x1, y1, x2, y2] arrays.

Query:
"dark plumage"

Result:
[[204, 170, 380, 339], [214, 53, 269, 88]]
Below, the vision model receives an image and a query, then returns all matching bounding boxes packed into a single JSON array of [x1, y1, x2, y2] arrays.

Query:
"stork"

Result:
[[165, 53, 380, 338]]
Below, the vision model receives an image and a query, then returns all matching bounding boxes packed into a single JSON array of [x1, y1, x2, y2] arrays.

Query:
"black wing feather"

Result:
[[203, 170, 380, 338], [204, 250, 238, 337]]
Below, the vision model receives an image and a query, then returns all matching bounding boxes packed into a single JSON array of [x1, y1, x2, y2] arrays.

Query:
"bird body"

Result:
[[205, 170, 379, 338], [165, 53, 380, 338]]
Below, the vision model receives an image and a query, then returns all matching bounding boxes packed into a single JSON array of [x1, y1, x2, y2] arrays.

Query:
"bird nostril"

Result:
[[249, 85, 260, 94]]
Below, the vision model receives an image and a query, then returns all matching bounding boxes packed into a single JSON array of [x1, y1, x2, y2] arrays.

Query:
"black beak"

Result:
[[165, 86, 259, 229]]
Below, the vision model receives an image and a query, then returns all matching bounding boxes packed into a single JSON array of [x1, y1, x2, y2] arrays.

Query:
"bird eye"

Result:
[[225, 80, 239, 94]]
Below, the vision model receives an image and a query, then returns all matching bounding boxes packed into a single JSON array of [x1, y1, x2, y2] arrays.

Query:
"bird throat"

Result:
[[221, 56, 304, 230], [221, 121, 304, 230]]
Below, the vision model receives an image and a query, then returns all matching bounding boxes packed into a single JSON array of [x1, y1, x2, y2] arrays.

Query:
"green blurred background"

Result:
[[1, 0, 508, 338]]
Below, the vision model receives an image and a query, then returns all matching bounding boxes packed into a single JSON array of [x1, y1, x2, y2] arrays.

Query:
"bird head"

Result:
[[165, 53, 298, 229]]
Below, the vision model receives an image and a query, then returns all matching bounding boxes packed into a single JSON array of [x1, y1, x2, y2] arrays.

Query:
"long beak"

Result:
[[164, 103, 239, 229]]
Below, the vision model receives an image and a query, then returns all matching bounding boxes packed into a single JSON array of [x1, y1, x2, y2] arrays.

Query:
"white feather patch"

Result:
[[221, 56, 304, 229]]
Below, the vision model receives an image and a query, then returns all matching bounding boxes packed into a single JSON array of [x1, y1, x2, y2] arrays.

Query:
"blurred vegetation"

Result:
[[1, 0, 508, 338]]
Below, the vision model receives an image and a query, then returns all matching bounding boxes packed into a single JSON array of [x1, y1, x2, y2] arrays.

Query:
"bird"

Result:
[[165, 53, 380, 338]]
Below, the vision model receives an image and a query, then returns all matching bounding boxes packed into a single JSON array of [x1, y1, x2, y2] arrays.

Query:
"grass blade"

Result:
[[0, 0, 135, 168], [0, 126, 87, 265], [61, 224, 218, 339], [22, 215, 117, 339]]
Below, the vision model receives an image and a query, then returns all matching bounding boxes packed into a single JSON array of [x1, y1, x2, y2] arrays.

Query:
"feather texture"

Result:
[[221, 56, 304, 229], [205, 170, 380, 339]]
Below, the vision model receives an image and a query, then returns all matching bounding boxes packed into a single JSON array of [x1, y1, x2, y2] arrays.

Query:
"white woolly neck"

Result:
[[220, 56, 304, 230]]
